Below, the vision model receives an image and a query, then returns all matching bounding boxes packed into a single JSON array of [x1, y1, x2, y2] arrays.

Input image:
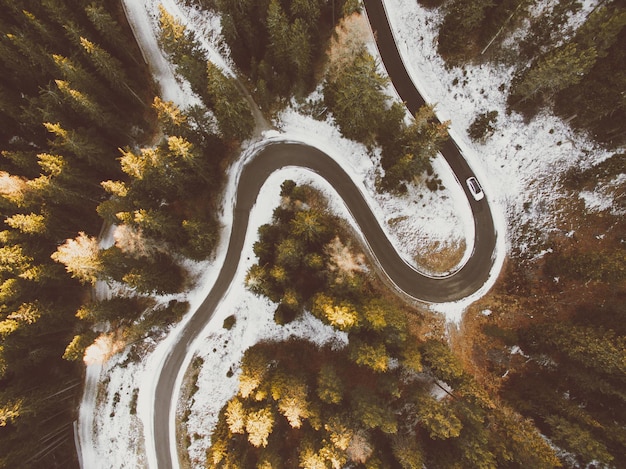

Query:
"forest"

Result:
[[432, 0, 626, 147], [0, 0, 624, 468], [0, 0, 252, 466], [430, 1, 626, 466], [208, 181, 560, 468]]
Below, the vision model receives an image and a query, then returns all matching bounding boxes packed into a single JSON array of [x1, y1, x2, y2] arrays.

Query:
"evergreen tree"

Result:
[[79, 37, 129, 91], [158, 5, 209, 102], [206, 62, 254, 141], [271, 372, 310, 428], [4, 213, 47, 236], [51, 232, 102, 285], [348, 337, 390, 373], [225, 396, 247, 434], [350, 386, 397, 434], [555, 13, 626, 146], [510, 42, 598, 103], [437, 0, 494, 61], [245, 406, 275, 448], [312, 293, 359, 331], [63, 331, 97, 361], [380, 105, 449, 191], [239, 347, 271, 399], [416, 394, 463, 440], [391, 434, 424, 469], [324, 47, 389, 144], [317, 364, 344, 404], [290, 209, 331, 247], [84, 2, 136, 63]]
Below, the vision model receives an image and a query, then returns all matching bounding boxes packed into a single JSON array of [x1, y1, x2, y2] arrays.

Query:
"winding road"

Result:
[[121, 1, 498, 468]]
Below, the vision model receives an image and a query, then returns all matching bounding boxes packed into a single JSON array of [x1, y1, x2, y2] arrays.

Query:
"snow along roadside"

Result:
[[79, 0, 506, 467]]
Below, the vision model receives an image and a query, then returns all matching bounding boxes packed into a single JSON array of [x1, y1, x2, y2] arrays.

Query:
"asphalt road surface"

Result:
[[151, 2, 498, 467]]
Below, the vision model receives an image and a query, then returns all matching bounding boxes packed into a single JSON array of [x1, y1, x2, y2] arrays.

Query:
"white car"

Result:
[[466, 177, 484, 201]]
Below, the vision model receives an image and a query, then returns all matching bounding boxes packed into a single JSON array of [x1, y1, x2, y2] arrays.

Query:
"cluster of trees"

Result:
[[217, 0, 358, 104], [211, 0, 449, 192], [435, 0, 626, 147], [480, 282, 626, 467], [1, 2, 258, 467], [323, 35, 449, 192], [56, 6, 266, 362], [207, 181, 561, 468], [0, 1, 157, 467], [503, 301, 626, 467], [98, 99, 224, 262], [245, 180, 336, 324], [50, 100, 219, 301], [514, 193, 625, 466], [436, 0, 531, 62], [158, 6, 255, 141], [433, 3, 626, 462], [472, 151, 625, 467]]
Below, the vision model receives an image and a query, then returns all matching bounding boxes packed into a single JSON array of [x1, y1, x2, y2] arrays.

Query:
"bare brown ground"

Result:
[[414, 239, 467, 274]]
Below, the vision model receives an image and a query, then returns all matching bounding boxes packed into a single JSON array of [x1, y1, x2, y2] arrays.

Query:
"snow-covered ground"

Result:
[[384, 0, 612, 246], [77, 0, 615, 468]]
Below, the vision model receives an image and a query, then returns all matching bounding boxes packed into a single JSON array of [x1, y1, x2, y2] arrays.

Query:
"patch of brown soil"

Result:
[[414, 239, 467, 274]]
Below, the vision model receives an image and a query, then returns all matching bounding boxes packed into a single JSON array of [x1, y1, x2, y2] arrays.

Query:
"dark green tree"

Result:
[[324, 47, 388, 144], [206, 62, 254, 141]]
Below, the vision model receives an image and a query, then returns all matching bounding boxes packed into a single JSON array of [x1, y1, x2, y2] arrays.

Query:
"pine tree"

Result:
[[120, 253, 185, 295], [20, 9, 64, 52], [288, 18, 312, 86], [79, 37, 129, 91], [317, 364, 344, 404], [574, 4, 626, 56], [391, 434, 424, 469], [245, 406, 275, 448], [245, 264, 272, 297], [511, 42, 597, 102], [51, 232, 102, 285], [437, 0, 494, 60], [276, 237, 304, 270], [271, 372, 310, 428], [158, 5, 209, 101], [4, 213, 47, 236], [291, 0, 322, 24], [546, 415, 614, 466], [52, 54, 101, 97], [0, 244, 34, 278], [84, 2, 135, 62], [54, 79, 109, 128], [312, 293, 359, 331], [267, 0, 290, 66], [239, 348, 270, 399], [324, 48, 388, 144], [63, 331, 97, 361], [152, 96, 188, 135], [4, 31, 55, 78], [488, 406, 560, 468], [351, 387, 397, 434], [290, 209, 330, 247], [420, 339, 466, 387], [0, 171, 28, 208], [416, 395, 462, 440], [206, 62, 254, 141], [348, 337, 389, 373], [43, 122, 98, 163], [226, 397, 247, 434]]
